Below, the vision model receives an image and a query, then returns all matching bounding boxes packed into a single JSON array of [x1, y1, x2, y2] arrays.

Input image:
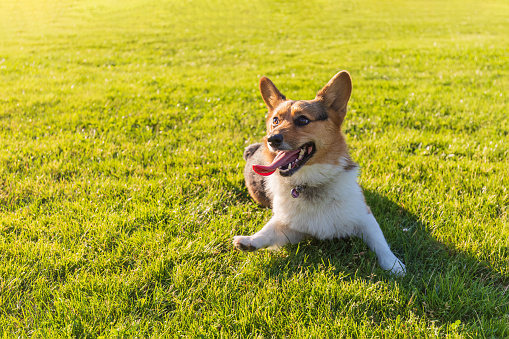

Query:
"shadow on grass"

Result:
[[257, 189, 509, 335]]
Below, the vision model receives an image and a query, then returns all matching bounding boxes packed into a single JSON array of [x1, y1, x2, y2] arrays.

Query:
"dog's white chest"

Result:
[[269, 167, 367, 240]]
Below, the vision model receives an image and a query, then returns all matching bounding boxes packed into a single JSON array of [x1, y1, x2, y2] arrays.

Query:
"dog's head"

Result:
[[253, 71, 353, 177]]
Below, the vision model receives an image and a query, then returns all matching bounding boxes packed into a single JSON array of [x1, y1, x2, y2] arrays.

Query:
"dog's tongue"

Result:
[[252, 149, 300, 176]]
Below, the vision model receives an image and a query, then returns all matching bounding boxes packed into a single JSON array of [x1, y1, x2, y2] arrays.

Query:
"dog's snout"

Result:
[[268, 134, 283, 148]]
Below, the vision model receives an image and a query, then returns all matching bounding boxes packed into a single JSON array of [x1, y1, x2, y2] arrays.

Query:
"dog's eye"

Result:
[[295, 116, 310, 126], [272, 117, 279, 126]]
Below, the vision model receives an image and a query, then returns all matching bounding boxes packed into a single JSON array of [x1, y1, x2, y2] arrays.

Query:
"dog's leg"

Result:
[[233, 218, 306, 252], [356, 214, 406, 276]]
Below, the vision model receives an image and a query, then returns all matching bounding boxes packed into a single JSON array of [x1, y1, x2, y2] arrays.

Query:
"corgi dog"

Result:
[[233, 71, 406, 276]]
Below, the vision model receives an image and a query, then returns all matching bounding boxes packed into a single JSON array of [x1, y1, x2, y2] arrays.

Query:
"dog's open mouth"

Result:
[[252, 142, 316, 177]]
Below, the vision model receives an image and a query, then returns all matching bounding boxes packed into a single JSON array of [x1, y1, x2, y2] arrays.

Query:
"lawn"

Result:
[[0, 0, 508, 337]]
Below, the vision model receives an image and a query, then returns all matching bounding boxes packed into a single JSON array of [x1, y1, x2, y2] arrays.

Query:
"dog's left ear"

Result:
[[316, 71, 352, 117], [259, 77, 286, 111]]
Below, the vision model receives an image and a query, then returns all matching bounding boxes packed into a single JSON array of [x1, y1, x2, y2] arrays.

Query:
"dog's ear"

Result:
[[316, 71, 352, 117], [259, 77, 286, 111]]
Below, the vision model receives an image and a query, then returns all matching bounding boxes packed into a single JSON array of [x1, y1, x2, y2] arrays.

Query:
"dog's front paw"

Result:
[[378, 254, 406, 276], [233, 236, 258, 252], [388, 259, 406, 277]]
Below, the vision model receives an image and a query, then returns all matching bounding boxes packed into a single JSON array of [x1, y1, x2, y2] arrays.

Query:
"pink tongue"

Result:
[[252, 149, 300, 176]]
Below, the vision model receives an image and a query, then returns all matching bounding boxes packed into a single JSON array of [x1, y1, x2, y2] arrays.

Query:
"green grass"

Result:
[[0, 0, 508, 337]]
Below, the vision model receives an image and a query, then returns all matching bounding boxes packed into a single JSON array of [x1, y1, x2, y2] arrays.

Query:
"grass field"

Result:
[[0, 0, 508, 337]]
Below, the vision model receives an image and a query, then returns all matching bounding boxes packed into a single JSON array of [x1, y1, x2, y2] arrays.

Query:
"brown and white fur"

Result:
[[234, 71, 406, 276]]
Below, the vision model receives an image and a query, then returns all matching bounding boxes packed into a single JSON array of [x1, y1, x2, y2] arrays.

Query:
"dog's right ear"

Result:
[[259, 77, 286, 111]]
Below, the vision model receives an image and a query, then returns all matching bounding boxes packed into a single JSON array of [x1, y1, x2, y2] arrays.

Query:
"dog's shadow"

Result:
[[255, 189, 508, 331]]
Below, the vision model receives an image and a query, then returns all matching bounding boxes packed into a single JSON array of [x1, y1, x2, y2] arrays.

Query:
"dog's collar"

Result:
[[291, 185, 306, 198]]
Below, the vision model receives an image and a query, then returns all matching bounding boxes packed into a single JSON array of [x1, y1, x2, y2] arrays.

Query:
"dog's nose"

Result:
[[268, 134, 283, 148]]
